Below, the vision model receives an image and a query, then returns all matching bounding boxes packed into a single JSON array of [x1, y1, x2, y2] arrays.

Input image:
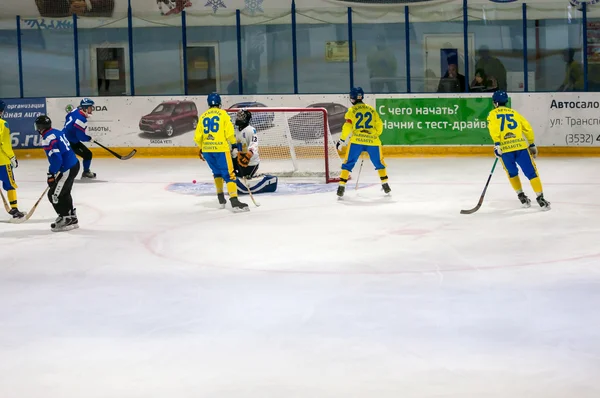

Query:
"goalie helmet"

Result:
[[235, 108, 252, 130]]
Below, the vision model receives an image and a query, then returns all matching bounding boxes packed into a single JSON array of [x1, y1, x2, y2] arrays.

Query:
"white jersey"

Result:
[[234, 125, 260, 166]]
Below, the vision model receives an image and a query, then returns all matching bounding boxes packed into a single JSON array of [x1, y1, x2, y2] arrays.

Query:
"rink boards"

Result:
[[6, 92, 600, 156]]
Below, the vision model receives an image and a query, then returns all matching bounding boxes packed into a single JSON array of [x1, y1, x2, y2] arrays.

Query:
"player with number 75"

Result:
[[487, 90, 550, 210]]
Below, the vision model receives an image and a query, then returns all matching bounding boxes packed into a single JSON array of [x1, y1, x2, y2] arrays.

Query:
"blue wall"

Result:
[[0, 8, 594, 97]]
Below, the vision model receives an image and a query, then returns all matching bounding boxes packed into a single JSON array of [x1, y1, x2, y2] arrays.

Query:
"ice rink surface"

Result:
[[1, 157, 600, 398]]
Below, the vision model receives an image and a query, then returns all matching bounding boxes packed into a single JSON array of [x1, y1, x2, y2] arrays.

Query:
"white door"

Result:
[[90, 42, 130, 96], [184, 42, 220, 94]]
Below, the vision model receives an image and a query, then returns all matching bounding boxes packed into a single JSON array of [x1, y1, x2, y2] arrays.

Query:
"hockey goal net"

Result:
[[227, 107, 342, 183]]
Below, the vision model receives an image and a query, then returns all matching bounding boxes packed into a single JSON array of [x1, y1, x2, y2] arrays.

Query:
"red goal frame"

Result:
[[227, 107, 339, 183]]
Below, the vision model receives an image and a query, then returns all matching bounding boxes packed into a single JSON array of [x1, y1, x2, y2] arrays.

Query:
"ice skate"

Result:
[[81, 170, 96, 179], [337, 185, 345, 199], [230, 197, 249, 213], [536, 194, 551, 211], [518, 192, 531, 208], [382, 183, 391, 195], [217, 193, 227, 209], [9, 208, 25, 219], [51, 214, 79, 232]]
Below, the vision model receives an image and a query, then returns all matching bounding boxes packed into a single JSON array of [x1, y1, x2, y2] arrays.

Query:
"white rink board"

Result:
[[45, 93, 600, 149]]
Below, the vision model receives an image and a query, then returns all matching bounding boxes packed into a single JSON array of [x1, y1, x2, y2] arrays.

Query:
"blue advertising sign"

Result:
[[1, 98, 46, 149]]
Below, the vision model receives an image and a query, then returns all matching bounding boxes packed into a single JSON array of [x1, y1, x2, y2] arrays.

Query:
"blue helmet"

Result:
[[207, 92, 221, 107], [492, 90, 509, 105], [350, 87, 365, 102], [0, 100, 5, 113], [80, 98, 95, 107]]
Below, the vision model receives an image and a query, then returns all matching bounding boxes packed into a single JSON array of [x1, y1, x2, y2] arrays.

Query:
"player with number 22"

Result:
[[336, 87, 391, 199]]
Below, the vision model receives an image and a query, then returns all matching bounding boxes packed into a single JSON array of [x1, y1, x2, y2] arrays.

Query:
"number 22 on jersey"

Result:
[[496, 114, 518, 132], [355, 112, 373, 130]]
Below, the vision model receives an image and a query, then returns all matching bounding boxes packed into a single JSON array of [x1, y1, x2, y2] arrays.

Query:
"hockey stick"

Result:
[[460, 158, 498, 215], [93, 141, 137, 160], [354, 157, 364, 190], [19, 186, 51, 222], [242, 177, 260, 207], [0, 189, 10, 213], [15, 172, 62, 223]]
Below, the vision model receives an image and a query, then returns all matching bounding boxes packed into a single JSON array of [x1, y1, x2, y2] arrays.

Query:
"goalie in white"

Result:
[[231, 109, 277, 194]]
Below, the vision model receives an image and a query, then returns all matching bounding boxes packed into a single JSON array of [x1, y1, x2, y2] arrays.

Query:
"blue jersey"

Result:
[[42, 128, 79, 174], [64, 109, 91, 143]]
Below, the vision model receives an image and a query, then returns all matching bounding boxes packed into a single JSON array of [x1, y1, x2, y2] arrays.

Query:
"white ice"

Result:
[[1, 157, 600, 398]]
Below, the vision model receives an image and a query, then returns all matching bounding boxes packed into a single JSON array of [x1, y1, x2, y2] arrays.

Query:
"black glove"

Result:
[[47, 172, 56, 187]]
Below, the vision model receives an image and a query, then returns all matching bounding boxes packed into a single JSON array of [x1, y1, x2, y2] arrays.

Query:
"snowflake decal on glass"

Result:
[[205, 0, 226, 13], [244, 0, 264, 15]]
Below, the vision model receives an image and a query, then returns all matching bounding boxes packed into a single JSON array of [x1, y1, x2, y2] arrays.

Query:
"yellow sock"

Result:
[[339, 170, 350, 185], [530, 177, 543, 195], [377, 168, 389, 184], [213, 177, 224, 194], [226, 181, 238, 198], [7, 190, 17, 209], [509, 176, 523, 192]]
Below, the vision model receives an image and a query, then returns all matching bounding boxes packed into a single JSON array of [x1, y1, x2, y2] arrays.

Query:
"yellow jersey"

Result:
[[340, 102, 383, 146], [194, 107, 236, 153], [0, 118, 15, 166], [487, 106, 534, 154]]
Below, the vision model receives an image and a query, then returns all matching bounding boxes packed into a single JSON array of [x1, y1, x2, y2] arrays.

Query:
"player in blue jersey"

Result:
[[64, 98, 96, 179], [35, 115, 81, 232]]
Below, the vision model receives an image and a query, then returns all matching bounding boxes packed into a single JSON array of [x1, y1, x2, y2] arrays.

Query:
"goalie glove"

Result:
[[238, 151, 252, 167], [528, 144, 538, 159]]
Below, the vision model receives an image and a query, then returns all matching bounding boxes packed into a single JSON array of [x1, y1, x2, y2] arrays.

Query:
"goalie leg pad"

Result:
[[236, 175, 278, 195]]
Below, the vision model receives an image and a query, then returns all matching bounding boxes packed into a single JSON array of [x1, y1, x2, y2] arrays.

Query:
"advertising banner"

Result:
[[40, 92, 600, 151], [376, 97, 496, 145], [515, 93, 600, 147], [46, 94, 350, 148], [2, 98, 46, 149]]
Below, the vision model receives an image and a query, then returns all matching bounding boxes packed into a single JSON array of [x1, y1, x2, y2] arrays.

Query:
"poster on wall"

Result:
[[325, 41, 357, 63], [1, 98, 46, 149], [587, 21, 600, 64]]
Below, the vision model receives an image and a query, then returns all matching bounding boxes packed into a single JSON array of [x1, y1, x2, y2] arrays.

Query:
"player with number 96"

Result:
[[487, 90, 550, 210], [194, 93, 248, 212], [335, 87, 390, 198]]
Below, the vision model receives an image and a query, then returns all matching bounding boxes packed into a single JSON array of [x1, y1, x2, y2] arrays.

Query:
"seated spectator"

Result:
[[475, 46, 507, 91], [469, 69, 498, 92], [437, 63, 466, 93]]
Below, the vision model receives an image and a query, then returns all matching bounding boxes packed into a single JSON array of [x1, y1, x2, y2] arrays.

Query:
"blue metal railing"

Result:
[[10, 3, 595, 97]]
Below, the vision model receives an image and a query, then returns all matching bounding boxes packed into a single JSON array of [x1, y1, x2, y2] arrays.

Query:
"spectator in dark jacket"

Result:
[[437, 63, 466, 93]]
